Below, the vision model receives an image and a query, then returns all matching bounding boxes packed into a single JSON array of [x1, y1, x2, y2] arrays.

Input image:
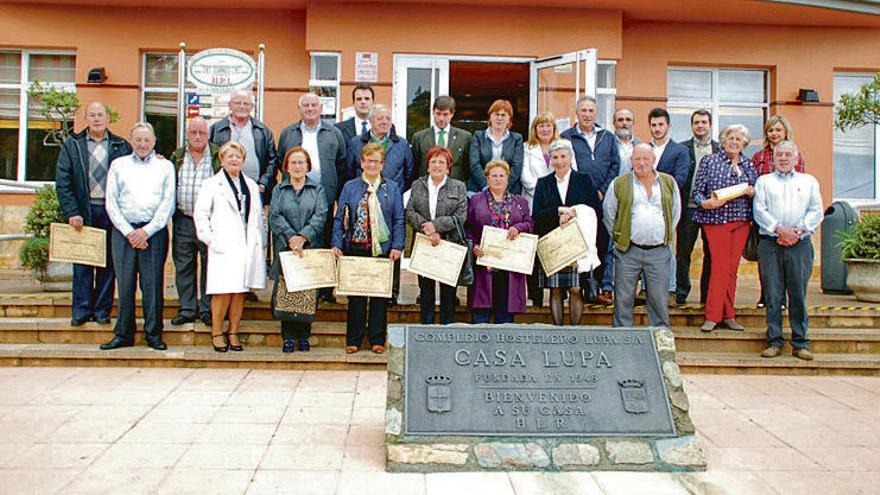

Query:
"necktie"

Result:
[[361, 120, 368, 135], [438, 128, 446, 148]]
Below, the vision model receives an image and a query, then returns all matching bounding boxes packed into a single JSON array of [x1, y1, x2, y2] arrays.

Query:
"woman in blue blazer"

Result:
[[331, 142, 405, 354], [468, 99, 524, 194], [532, 140, 602, 326]]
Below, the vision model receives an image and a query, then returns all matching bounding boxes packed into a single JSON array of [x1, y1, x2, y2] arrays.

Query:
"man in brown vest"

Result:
[[603, 144, 681, 327]]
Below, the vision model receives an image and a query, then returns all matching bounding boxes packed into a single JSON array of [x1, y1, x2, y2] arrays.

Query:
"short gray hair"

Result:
[[369, 103, 391, 121], [130, 121, 155, 138], [185, 116, 208, 133], [576, 95, 597, 108], [298, 92, 320, 107], [229, 89, 255, 104], [773, 139, 799, 156], [548, 139, 574, 158], [719, 124, 751, 146]]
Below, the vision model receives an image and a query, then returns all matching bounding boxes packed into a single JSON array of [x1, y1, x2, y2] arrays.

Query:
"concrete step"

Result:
[[2, 295, 880, 329], [677, 352, 880, 376], [0, 343, 386, 370], [671, 327, 880, 354]]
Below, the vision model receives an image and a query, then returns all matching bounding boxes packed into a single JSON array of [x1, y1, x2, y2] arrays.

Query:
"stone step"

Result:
[[670, 327, 880, 354], [0, 343, 386, 370], [677, 352, 880, 376], [2, 295, 880, 329]]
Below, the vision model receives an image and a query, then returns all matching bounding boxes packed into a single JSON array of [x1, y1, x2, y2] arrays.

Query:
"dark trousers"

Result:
[[111, 225, 168, 344], [472, 270, 514, 324], [676, 208, 711, 304], [758, 236, 813, 350], [345, 246, 388, 347], [585, 222, 611, 299], [72, 203, 115, 320], [281, 321, 311, 340], [172, 212, 210, 319], [417, 275, 456, 325]]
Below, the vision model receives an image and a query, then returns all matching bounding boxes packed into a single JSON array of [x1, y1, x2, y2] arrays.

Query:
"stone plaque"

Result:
[[404, 325, 675, 437]]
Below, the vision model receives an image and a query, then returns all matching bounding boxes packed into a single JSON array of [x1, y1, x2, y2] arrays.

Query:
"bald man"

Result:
[[55, 102, 133, 326]]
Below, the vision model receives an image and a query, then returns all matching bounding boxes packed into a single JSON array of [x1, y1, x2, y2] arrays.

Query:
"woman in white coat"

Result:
[[194, 141, 266, 352], [520, 112, 576, 307]]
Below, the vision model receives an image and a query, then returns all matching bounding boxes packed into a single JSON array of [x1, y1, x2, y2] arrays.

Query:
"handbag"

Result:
[[742, 223, 760, 262], [271, 273, 317, 323], [451, 215, 474, 286]]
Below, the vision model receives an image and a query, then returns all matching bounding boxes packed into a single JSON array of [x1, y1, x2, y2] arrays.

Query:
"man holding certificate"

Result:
[[406, 146, 467, 325], [532, 140, 601, 326], [55, 102, 132, 326], [467, 159, 534, 323], [604, 144, 681, 328], [332, 143, 405, 354]]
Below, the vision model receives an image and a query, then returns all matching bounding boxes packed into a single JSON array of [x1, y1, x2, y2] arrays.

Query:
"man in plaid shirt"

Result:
[[170, 117, 221, 326]]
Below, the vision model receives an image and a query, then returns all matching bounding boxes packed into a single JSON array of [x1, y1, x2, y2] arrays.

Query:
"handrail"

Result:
[[0, 234, 32, 241]]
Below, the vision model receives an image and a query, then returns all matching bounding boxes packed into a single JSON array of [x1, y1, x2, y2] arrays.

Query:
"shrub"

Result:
[[18, 185, 63, 271], [838, 213, 880, 260]]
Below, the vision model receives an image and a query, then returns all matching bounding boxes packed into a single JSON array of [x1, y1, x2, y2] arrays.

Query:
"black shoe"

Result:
[[282, 339, 295, 353], [245, 292, 258, 302], [70, 317, 89, 327], [227, 333, 243, 352], [298, 338, 311, 352], [675, 296, 687, 306], [390, 296, 398, 307], [94, 316, 111, 325], [171, 314, 195, 326], [213, 334, 229, 353], [146, 339, 167, 351], [200, 313, 212, 326], [100, 336, 133, 350]]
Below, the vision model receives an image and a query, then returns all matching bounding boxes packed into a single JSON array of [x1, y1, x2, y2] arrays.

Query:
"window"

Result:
[[667, 68, 768, 156], [142, 53, 194, 159], [833, 73, 878, 201], [596, 60, 617, 130], [0, 50, 76, 183], [309, 52, 340, 120]]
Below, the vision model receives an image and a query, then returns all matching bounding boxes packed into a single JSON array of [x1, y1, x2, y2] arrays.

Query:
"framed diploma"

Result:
[[336, 256, 394, 298], [407, 233, 467, 287], [278, 249, 338, 292], [712, 183, 748, 202], [536, 220, 588, 277], [476, 225, 538, 275], [48, 222, 107, 268]]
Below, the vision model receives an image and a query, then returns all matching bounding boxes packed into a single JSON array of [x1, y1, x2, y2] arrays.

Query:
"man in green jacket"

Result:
[[603, 143, 681, 328], [169, 117, 221, 326]]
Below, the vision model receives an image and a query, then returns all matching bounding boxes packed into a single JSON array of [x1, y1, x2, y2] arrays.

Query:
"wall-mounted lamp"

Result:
[[87, 67, 107, 84], [797, 88, 819, 103]]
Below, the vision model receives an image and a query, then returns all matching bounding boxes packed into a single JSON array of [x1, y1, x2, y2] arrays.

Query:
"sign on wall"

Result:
[[187, 48, 256, 92], [355, 52, 379, 83]]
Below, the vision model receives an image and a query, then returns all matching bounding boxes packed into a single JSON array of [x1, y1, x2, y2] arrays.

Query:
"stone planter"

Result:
[[33, 261, 73, 292], [844, 259, 880, 302]]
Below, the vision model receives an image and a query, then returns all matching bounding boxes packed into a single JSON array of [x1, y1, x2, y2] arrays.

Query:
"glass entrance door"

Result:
[[392, 56, 449, 142], [529, 49, 597, 131]]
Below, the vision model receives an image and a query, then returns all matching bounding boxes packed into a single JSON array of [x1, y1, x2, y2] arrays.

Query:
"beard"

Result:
[[615, 127, 632, 140]]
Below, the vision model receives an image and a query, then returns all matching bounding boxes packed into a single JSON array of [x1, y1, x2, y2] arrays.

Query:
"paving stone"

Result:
[[605, 439, 654, 465], [551, 443, 600, 467], [474, 442, 550, 469], [387, 444, 469, 465], [385, 407, 402, 436], [656, 435, 706, 467], [663, 360, 683, 388]]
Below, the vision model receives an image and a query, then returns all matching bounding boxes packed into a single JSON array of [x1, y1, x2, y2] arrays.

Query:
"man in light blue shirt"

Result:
[[753, 140, 822, 361], [101, 122, 176, 351]]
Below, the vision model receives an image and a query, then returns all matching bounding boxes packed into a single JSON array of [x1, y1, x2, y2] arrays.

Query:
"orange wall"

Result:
[[0, 4, 308, 136], [618, 20, 880, 208]]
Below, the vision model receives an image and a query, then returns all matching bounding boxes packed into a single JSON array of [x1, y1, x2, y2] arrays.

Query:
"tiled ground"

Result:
[[0, 368, 878, 494]]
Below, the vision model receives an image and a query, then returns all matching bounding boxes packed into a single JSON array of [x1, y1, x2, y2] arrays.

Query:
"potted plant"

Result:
[[19, 185, 71, 291], [837, 213, 880, 302]]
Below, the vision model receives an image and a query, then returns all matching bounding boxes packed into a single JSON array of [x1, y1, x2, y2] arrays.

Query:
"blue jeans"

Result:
[[72, 203, 115, 320]]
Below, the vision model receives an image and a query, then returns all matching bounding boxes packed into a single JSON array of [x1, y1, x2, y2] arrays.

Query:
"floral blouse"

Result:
[[350, 192, 371, 245], [692, 150, 758, 225]]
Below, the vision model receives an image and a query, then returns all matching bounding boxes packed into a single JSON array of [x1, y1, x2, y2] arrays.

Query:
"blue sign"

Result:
[[186, 93, 200, 105]]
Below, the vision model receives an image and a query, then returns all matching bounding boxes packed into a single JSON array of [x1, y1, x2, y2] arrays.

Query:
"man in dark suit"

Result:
[[676, 108, 720, 305], [410, 95, 471, 182], [647, 107, 690, 307], [55, 102, 132, 326], [335, 83, 374, 152]]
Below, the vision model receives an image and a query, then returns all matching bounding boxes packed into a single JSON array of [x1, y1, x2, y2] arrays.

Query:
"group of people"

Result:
[[55, 84, 822, 360]]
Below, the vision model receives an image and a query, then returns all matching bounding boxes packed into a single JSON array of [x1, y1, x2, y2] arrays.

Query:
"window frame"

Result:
[[0, 49, 76, 189], [832, 71, 880, 204], [666, 66, 770, 144], [309, 52, 341, 121], [596, 59, 617, 131]]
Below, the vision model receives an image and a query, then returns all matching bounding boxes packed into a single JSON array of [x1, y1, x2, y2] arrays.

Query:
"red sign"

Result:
[[186, 106, 200, 118]]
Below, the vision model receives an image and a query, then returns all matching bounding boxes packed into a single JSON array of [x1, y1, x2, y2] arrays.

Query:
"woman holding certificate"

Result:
[[194, 142, 266, 353], [532, 140, 601, 326], [691, 124, 758, 333], [467, 160, 534, 323], [332, 142, 405, 354], [406, 146, 468, 325], [269, 147, 329, 353]]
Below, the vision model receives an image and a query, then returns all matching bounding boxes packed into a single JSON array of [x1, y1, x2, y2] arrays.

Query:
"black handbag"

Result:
[[742, 223, 760, 262], [271, 273, 317, 323], [451, 215, 474, 286]]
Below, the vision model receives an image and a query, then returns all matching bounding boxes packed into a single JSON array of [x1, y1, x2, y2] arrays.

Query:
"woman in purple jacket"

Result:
[[467, 159, 534, 323]]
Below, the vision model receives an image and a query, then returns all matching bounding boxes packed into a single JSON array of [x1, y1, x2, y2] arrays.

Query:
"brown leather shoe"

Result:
[[792, 348, 814, 361], [595, 291, 613, 306], [667, 293, 679, 308], [761, 346, 781, 358], [371, 345, 385, 354], [722, 319, 745, 331]]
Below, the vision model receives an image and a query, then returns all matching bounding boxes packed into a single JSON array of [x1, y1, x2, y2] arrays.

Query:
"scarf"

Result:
[[363, 173, 390, 256], [487, 191, 513, 229]]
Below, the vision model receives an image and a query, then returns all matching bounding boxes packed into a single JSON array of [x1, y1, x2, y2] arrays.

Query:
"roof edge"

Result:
[[762, 0, 880, 15]]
